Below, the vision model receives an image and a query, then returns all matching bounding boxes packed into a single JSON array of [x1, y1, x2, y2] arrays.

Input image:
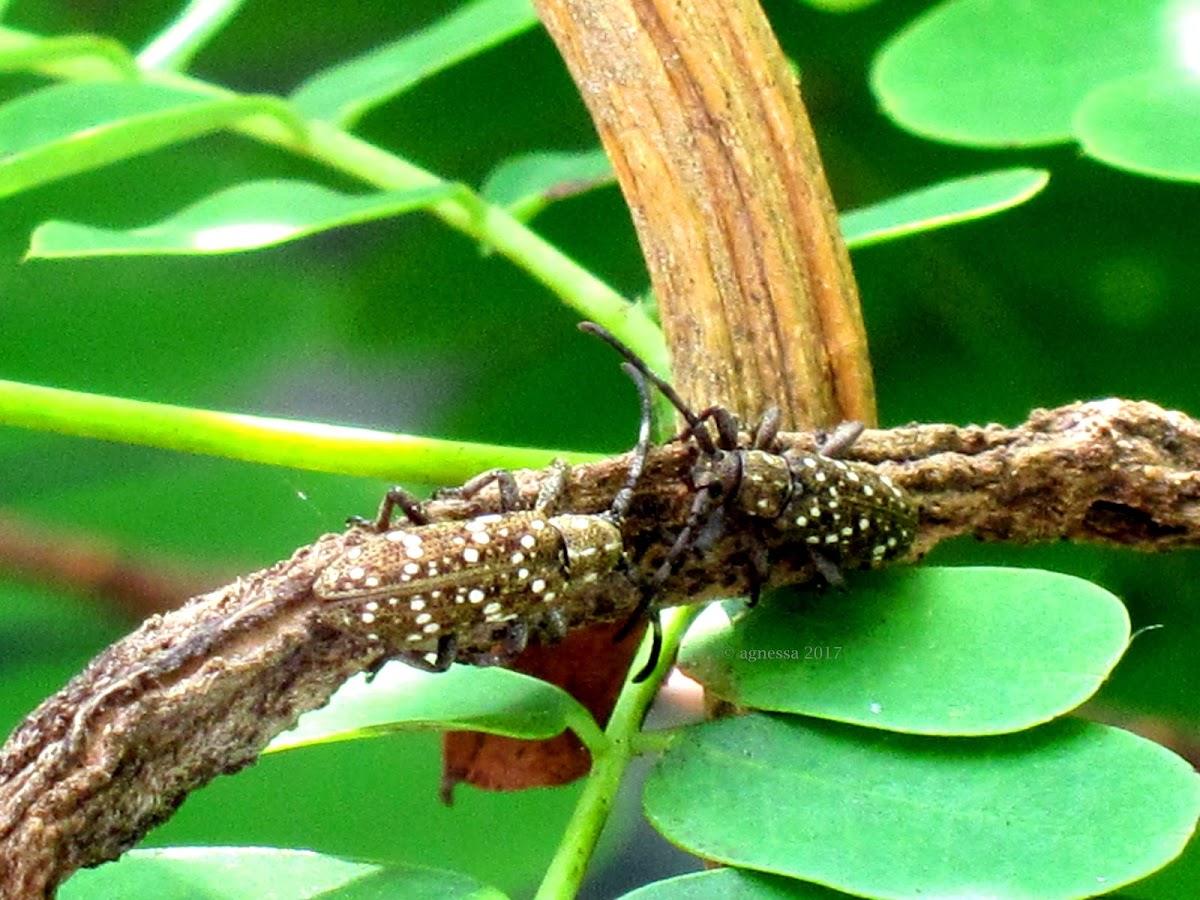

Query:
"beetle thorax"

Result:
[[552, 514, 624, 585]]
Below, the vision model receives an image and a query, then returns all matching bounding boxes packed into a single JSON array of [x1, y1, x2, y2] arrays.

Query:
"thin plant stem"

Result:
[[535, 605, 703, 899], [137, 0, 250, 71], [0, 379, 599, 483]]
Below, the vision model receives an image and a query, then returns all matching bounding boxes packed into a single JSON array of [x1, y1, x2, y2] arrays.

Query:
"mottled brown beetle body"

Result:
[[314, 359, 654, 671], [746, 448, 916, 571], [315, 509, 623, 654], [581, 322, 918, 679]]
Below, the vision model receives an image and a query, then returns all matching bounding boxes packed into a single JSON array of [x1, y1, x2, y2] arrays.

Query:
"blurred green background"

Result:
[[2, 0, 1198, 896]]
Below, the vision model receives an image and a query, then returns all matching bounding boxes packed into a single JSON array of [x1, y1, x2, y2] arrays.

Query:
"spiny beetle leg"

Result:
[[816, 421, 865, 459], [369, 634, 458, 680], [807, 548, 846, 589], [439, 467, 524, 512], [371, 486, 431, 531], [630, 611, 664, 683], [745, 526, 770, 605], [750, 407, 782, 451]]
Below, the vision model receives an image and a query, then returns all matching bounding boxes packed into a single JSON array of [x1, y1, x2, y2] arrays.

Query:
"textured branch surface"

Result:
[[534, 0, 873, 429], [1, 398, 1198, 895]]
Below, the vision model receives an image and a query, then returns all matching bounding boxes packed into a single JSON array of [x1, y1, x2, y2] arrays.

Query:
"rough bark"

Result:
[[2, 398, 1198, 895]]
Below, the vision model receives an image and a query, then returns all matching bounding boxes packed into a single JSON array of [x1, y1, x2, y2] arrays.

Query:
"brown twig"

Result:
[[2, 397, 1199, 895], [533, 0, 873, 429], [0, 511, 229, 619]]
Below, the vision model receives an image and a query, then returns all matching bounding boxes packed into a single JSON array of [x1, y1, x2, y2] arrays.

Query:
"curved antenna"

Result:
[[578, 322, 717, 456], [608, 362, 653, 521]]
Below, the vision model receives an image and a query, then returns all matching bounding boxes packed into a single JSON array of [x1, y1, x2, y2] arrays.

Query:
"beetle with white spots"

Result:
[[582, 323, 918, 679], [313, 360, 653, 672]]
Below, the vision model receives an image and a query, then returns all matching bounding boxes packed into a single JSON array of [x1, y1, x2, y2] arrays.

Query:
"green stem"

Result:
[[0, 379, 600, 483], [137, 0, 250, 71], [133, 66, 669, 374], [535, 605, 702, 899], [0, 24, 671, 472]]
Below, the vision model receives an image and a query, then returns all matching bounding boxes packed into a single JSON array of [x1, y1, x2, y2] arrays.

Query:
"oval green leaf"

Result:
[[841, 168, 1049, 249], [267, 662, 603, 754], [60, 847, 507, 900], [644, 714, 1200, 900], [1076, 69, 1200, 182], [678, 567, 1131, 736], [28, 179, 459, 257], [871, 0, 1169, 146], [0, 34, 138, 79], [0, 81, 302, 200], [480, 148, 615, 221], [620, 868, 850, 899], [291, 0, 539, 126]]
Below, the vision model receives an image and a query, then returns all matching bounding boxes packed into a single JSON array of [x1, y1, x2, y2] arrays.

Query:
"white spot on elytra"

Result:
[[346, 547, 363, 560], [360, 612, 375, 624], [411, 598, 426, 611], [825, 533, 840, 544], [815, 472, 827, 483], [530, 519, 546, 530], [463, 548, 480, 563], [415, 613, 432, 625], [406, 545, 424, 559], [795, 515, 808, 527], [532, 579, 546, 593], [859, 517, 870, 531], [348, 566, 365, 581], [469, 588, 486, 603], [517, 568, 530, 579], [483, 602, 502, 615], [802, 457, 817, 468], [846, 471, 860, 482], [472, 531, 490, 544], [511, 551, 525, 565], [423, 622, 440, 634], [520, 534, 537, 549], [863, 484, 875, 497]]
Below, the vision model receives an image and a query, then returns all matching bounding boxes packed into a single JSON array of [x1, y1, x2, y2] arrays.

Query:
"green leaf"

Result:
[[871, 0, 1168, 146], [28, 179, 460, 257], [480, 147, 615, 221], [0, 80, 303, 200], [841, 168, 1049, 249], [0, 34, 138, 78], [59, 847, 507, 899], [1076, 70, 1200, 183], [267, 662, 604, 754], [291, 0, 539, 126], [644, 714, 1200, 900], [620, 868, 849, 899], [678, 567, 1130, 736]]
